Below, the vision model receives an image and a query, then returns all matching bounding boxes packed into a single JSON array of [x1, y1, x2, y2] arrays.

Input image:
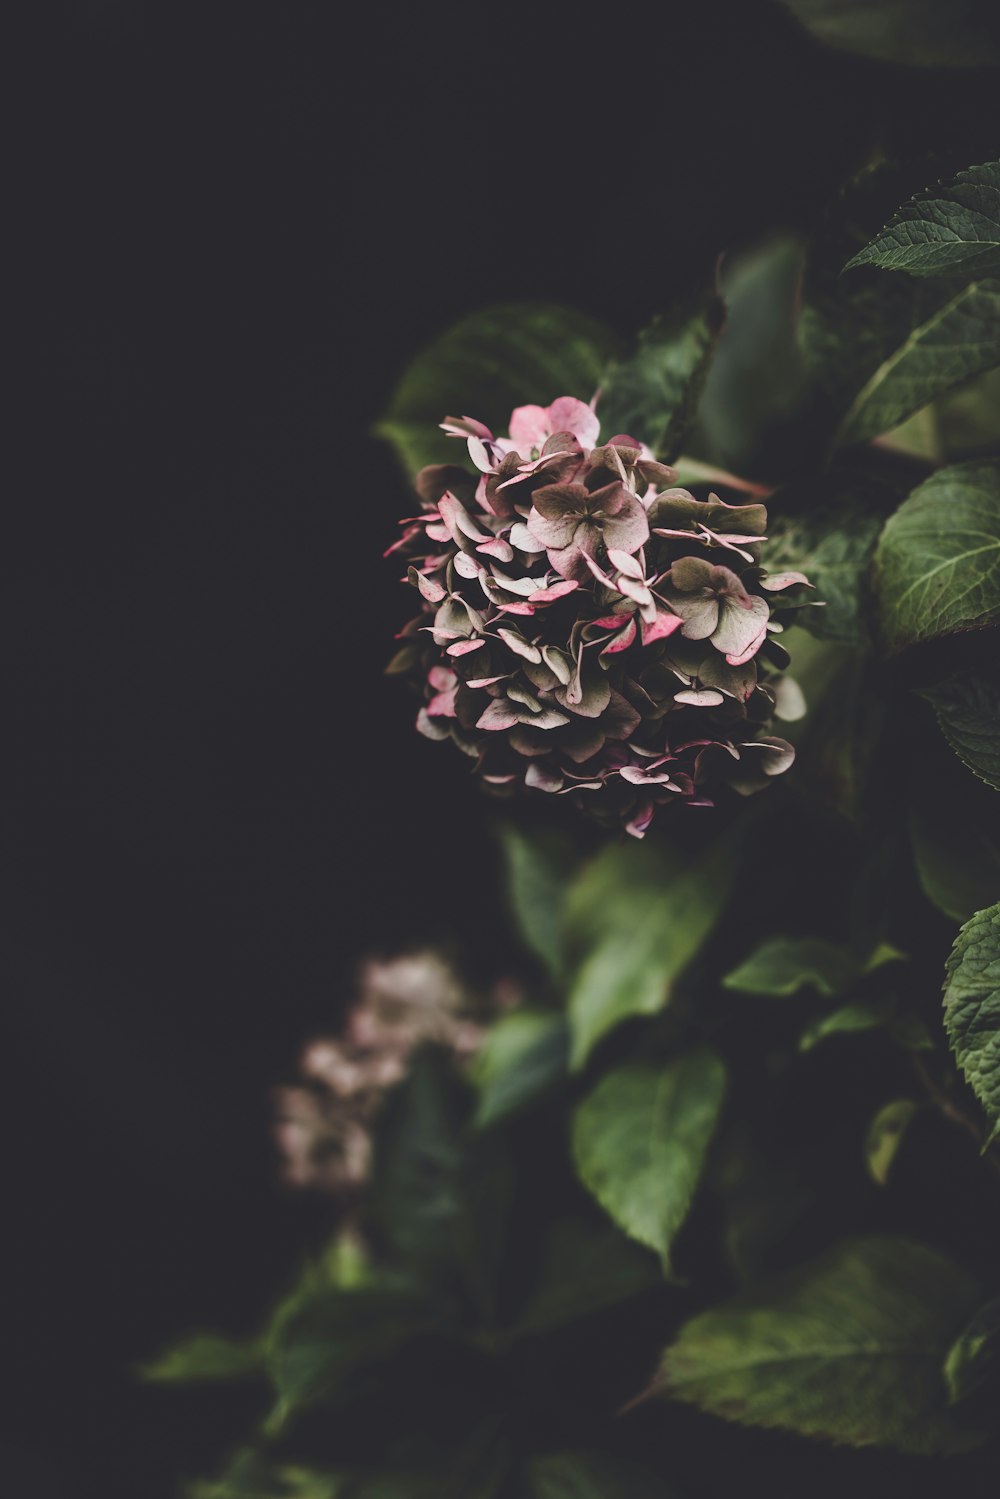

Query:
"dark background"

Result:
[[6, 3, 998, 1494]]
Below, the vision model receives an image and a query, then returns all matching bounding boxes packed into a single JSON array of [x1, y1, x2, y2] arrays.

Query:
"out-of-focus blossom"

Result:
[[273, 952, 510, 1195], [387, 398, 815, 837]]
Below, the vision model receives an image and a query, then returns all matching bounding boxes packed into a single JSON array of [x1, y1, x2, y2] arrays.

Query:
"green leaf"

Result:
[[874, 459, 1000, 652], [723, 937, 857, 998], [660, 1236, 983, 1453], [865, 1099, 920, 1185], [473, 1010, 568, 1129], [764, 483, 891, 647], [374, 303, 619, 475], [266, 1286, 439, 1429], [141, 1332, 262, 1384], [908, 777, 1000, 924], [572, 1050, 726, 1267], [189, 1452, 342, 1499], [944, 1296, 1000, 1404], [527, 1450, 677, 1499], [565, 835, 740, 1069], [498, 825, 573, 981], [921, 671, 1000, 792], [799, 999, 931, 1052], [776, 0, 1000, 66], [597, 291, 724, 462], [833, 280, 1000, 448], [846, 162, 1000, 280], [943, 902, 1000, 1145], [510, 1219, 660, 1341], [692, 238, 805, 474], [371, 1047, 513, 1318]]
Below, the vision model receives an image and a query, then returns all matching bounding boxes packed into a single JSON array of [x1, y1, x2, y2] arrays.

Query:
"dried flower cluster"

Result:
[[274, 952, 507, 1194], [388, 397, 812, 835]]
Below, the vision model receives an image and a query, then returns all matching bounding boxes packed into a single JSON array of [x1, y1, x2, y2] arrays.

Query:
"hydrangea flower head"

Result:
[[387, 397, 812, 837]]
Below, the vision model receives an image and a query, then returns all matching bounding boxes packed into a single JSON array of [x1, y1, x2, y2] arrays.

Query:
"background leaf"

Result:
[[498, 826, 574, 982], [572, 1050, 726, 1266], [597, 291, 724, 462], [943, 901, 1000, 1144], [846, 161, 1000, 279], [944, 1296, 1000, 1404], [473, 1010, 569, 1129], [874, 459, 1000, 652], [723, 937, 857, 997], [142, 1332, 262, 1384], [908, 774, 1000, 923], [660, 1236, 983, 1453], [921, 671, 1000, 791], [565, 836, 740, 1069], [374, 303, 618, 475], [776, 0, 1000, 67], [509, 1219, 660, 1341], [865, 1099, 919, 1186], [833, 279, 1000, 448]]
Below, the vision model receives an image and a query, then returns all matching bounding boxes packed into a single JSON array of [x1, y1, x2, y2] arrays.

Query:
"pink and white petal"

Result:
[[641, 608, 684, 645], [509, 521, 546, 553], [673, 688, 725, 708], [446, 638, 485, 658], [607, 548, 645, 580], [524, 761, 564, 793], [529, 579, 580, 605], [601, 617, 637, 655], [773, 675, 807, 721], [507, 404, 552, 455], [546, 396, 600, 449], [624, 800, 656, 839]]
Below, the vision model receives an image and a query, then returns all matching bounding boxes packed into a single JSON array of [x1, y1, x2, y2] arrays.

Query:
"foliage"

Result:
[[160, 107, 1000, 1499]]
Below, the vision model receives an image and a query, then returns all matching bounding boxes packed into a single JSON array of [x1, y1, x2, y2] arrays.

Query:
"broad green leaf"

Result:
[[527, 1450, 677, 1499], [865, 1099, 920, 1185], [374, 303, 618, 475], [909, 779, 1000, 923], [371, 1047, 513, 1317], [660, 1236, 983, 1453], [691, 239, 805, 474], [498, 825, 573, 981], [799, 999, 931, 1052], [833, 280, 1000, 448], [597, 291, 724, 462], [874, 460, 1000, 652], [921, 672, 1000, 792], [713, 1131, 813, 1283], [510, 1218, 660, 1341], [847, 162, 1000, 280], [473, 1010, 568, 1129], [566, 836, 740, 1069], [572, 1050, 726, 1266], [764, 483, 891, 646], [266, 1286, 439, 1429], [943, 902, 1000, 1145], [776, 0, 1000, 66], [723, 937, 857, 998], [142, 1332, 262, 1384], [944, 1296, 1000, 1403]]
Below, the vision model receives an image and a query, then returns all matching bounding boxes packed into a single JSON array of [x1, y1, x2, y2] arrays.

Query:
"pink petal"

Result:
[[641, 609, 683, 645], [602, 617, 637, 655], [447, 638, 486, 657], [546, 397, 600, 449], [759, 571, 813, 591], [507, 404, 552, 455], [529, 579, 580, 605]]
